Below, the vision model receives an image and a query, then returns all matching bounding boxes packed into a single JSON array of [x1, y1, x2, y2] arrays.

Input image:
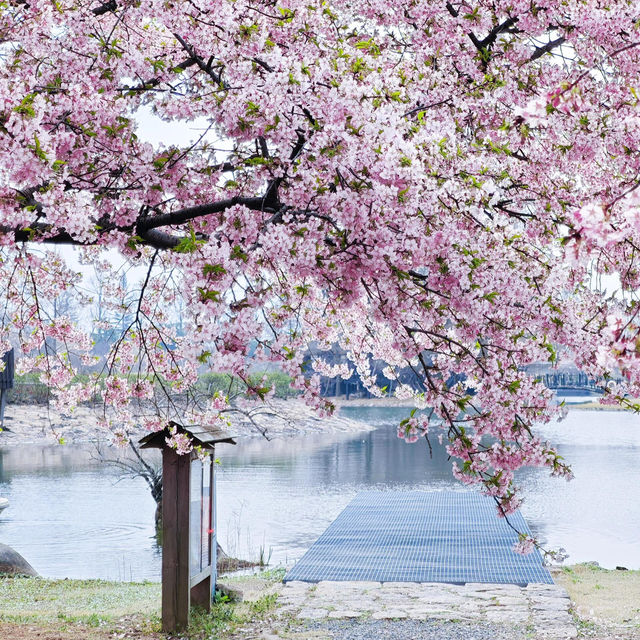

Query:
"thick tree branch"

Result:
[[529, 36, 567, 62], [7, 224, 183, 250], [137, 229, 181, 249], [92, 1, 117, 16], [478, 16, 519, 50], [137, 196, 275, 233], [445, 3, 519, 63], [11, 227, 78, 245], [6, 187, 285, 250], [173, 33, 228, 88], [122, 58, 198, 92]]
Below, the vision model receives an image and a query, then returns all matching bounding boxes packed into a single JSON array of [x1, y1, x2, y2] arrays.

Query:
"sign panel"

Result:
[[189, 458, 203, 577], [189, 457, 213, 578]]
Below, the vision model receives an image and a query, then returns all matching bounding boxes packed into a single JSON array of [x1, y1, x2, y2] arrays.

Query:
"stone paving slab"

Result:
[[278, 581, 577, 638]]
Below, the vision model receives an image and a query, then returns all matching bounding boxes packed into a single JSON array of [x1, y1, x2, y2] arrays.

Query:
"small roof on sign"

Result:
[[138, 420, 237, 450]]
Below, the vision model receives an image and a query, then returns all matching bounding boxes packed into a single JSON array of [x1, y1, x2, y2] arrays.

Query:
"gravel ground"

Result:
[[306, 618, 531, 640]]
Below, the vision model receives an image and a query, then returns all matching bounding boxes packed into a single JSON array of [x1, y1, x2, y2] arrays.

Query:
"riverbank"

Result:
[[0, 394, 631, 447], [338, 395, 639, 413], [565, 400, 633, 411], [0, 565, 638, 640], [0, 398, 373, 446]]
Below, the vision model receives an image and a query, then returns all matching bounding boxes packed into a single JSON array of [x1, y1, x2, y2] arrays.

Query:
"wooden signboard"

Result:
[[140, 422, 236, 632]]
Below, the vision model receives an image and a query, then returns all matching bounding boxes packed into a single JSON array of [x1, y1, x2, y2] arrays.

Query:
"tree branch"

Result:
[[529, 36, 567, 62], [445, 3, 519, 63], [6, 187, 285, 250], [173, 33, 228, 88], [122, 58, 198, 92], [479, 16, 519, 50], [7, 223, 184, 250], [92, 1, 117, 16], [137, 196, 275, 233]]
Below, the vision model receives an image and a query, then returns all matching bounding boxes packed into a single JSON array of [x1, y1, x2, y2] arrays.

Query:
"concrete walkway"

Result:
[[277, 580, 577, 639]]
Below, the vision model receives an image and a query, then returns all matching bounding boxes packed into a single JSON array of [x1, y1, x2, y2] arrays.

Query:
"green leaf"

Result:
[[30, 133, 47, 161], [203, 263, 227, 277], [198, 288, 221, 303], [544, 341, 557, 363], [231, 245, 248, 262], [245, 101, 260, 116], [13, 93, 36, 118], [126, 235, 144, 251], [173, 227, 203, 254]]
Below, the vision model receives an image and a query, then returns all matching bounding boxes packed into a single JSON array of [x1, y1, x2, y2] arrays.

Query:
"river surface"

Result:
[[0, 406, 638, 581]]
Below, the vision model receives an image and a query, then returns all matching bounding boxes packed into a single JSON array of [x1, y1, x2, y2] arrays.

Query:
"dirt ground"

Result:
[[0, 617, 164, 640]]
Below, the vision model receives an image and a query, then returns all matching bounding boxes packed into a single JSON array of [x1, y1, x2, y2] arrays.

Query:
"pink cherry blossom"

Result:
[[0, 0, 639, 551]]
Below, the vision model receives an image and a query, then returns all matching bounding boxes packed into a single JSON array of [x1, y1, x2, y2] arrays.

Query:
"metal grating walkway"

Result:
[[284, 491, 553, 585]]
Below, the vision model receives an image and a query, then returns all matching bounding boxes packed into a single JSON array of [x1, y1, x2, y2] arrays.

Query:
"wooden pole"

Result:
[[162, 448, 191, 632]]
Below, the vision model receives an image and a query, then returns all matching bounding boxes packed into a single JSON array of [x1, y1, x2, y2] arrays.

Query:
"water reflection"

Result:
[[215, 424, 458, 566], [519, 410, 640, 569], [0, 445, 161, 581], [217, 407, 640, 571], [0, 406, 637, 580]]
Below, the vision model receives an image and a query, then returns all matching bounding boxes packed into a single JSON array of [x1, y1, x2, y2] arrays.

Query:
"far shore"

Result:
[[0, 394, 633, 448], [338, 394, 639, 412], [333, 396, 416, 407], [337, 395, 637, 414], [563, 400, 632, 411], [0, 398, 375, 447]]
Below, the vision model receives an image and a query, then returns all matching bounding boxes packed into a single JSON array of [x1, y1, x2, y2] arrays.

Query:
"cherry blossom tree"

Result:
[[1, 0, 640, 543]]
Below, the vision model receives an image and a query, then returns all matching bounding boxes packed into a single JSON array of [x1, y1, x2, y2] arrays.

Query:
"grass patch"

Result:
[[188, 599, 236, 637], [0, 576, 160, 625], [187, 571, 284, 638], [0, 570, 287, 639], [255, 567, 286, 582], [553, 564, 640, 626]]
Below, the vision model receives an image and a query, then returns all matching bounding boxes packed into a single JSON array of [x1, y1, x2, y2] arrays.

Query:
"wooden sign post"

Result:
[[139, 421, 235, 632]]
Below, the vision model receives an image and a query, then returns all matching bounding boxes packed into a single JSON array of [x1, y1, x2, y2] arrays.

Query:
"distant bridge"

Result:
[[534, 370, 621, 394]]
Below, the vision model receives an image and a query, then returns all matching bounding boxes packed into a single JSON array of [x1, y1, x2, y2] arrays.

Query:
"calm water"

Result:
[[0, 406, 638, 580]]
